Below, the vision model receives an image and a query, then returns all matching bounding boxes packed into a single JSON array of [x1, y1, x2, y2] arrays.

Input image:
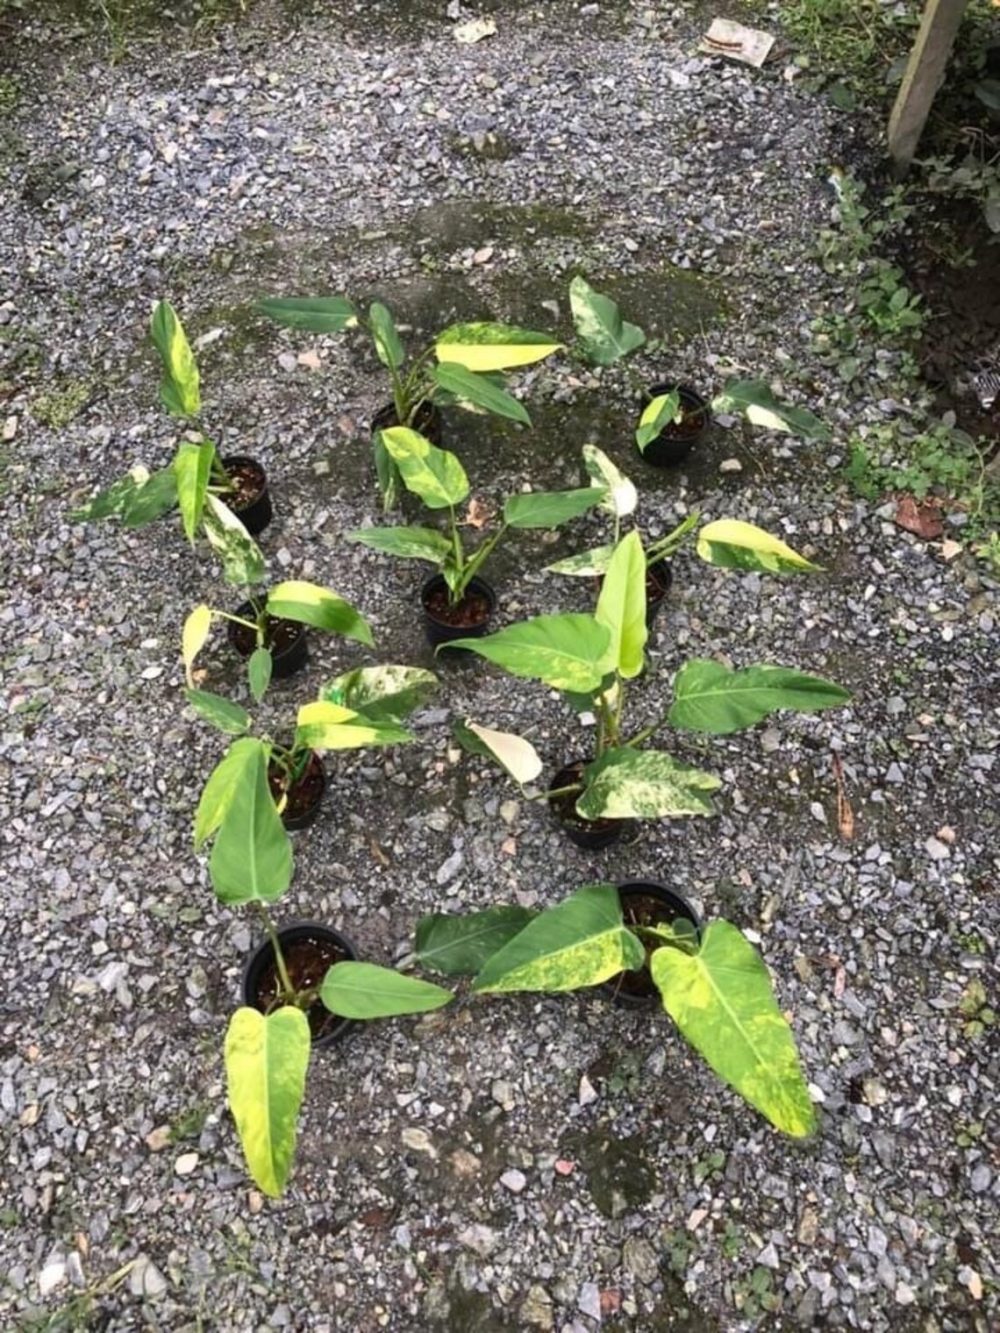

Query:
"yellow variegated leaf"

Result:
[[182, 604, 214, 686], [696, 519, 822, 574], [435, 322, 562, 372]]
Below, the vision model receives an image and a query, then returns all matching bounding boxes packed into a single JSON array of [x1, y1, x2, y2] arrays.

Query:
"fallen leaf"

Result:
[[833, 966, 846, 1000], [501, 837, 517, 856], [894, 495, 944, 539], [370, 839, 390, 867], [297, 349, 322, 370], [936, 825, 956, 844], [600, 1290, 622, 1315], [940, 538, 963, 560], [454, 16, 497, 43], [465, 497, 490, 529], [831, 752, 855, 842], [554, 1159, 575, 1176]]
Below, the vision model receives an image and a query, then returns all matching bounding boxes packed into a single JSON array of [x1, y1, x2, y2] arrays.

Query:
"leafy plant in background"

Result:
[[73, 300, 265, 583], [449, 530, 849, 826], [258, 294, 561, 507], [345, 427, 606, 612], [413, 882, 816, 1138]]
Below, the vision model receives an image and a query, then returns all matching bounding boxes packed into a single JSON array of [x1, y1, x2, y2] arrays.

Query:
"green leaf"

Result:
[[569, 276, 645, 365], [194, 736, 259, 849], [346, 524, 452, 566], [248, 648, 272, 702], [120, 468, 178, 528], [320, 962, 452, 1019], [257, 295, 358, 333], [635, 391, 681, 452], [546, 544, 616, 578], [72, 466, 153, 522], [380, 427, 469, 510], [652, 922, 816, 1137], [203, 494, 265, 586], [322, 665, 437, 723], [368, 301, 405, 370], [577, 748, 720, 820], [150, 300, 201, 418], [414, 906, 537, 976], [446, 613, 612, 692], [185, 688, 251, 736], [453, 719, 543, 784], [294, 700, 413, 751], [266, 581, 373, 646], [435, 322, 562, 372], [182, 603, 214, 686], [582, 444, 636, 518], [373, 430, 401, 511], [472, 882, 644, 994], [668, 660, 851, 734], [208, 740, 292, 905], [696, 519, 822, 573], [595, 531, 647, 679], [710, 380, 829, 442], [224, 1006, 310, 1197], [973, 79, 1000, 112], [503, 487, 604, 530], [174, 440, 215, 544], [432, 361, 530, 425]]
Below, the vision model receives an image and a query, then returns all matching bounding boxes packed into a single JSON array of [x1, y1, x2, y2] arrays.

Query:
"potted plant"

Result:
[[257, 294, 562, 508], [73, 302, 273, 580], [345, 426, 606, 653], [447, 531, 849, 847], [182, 580, 374, 694], [412, 881, 817, 1139]]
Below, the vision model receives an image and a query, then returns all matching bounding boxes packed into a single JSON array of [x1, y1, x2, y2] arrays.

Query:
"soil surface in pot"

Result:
[[550, 760, 620, 838], [647, 565, 669, 601], [224, 459, 267, 509], [659, 399, 707, 441], [253, 934, 349, 1042], [423, 583, 492, 628], [610, 892, 693, 999], [268, 751, 324, 822], [230, 613, 303, 657], [372, 399, 442, 440]]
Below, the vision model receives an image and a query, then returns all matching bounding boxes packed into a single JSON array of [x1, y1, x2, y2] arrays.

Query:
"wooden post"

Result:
[[888, 0, 969, 172]]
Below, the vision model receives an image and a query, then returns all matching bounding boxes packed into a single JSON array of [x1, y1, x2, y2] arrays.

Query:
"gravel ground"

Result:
[[1, 2, 997, 1329]]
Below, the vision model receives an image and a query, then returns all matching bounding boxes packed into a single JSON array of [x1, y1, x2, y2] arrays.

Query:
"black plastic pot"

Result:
[[645, 559, 673, 628], [241, 919, 358, 1049], [421, 573, 497, 656], [227, 598, 309, 679], [602, 881, 702, 1007], [548, 759, 633, 850], [371, 400, 444, 445], [269, 751, 327, 831], [637, 383, 709, 467], [220, 454, 273, 536]]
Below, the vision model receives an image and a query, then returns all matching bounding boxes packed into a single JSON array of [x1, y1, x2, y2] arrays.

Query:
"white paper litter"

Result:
[[699, 18, 775, 69]]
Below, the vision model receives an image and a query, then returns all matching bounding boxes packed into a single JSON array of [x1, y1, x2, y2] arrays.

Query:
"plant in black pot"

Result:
[[72, 301, 272, 577], [346, 426, 606, 654], [182, 579, 374, 695], [412, 881, 817, 1139], [257, 294, 561, 509], [448, 531, 849, 848]]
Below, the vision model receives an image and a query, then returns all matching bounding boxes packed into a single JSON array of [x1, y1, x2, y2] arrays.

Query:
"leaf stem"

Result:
[[256, 903, 295, 1002]]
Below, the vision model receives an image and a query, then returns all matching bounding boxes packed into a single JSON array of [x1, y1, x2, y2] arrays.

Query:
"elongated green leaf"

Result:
[[182, 603, 214, 686], [595, 531, 647, 679], [546, 544, 616, 578], [320, 962, 452, 1019], [209, 741, 292, 905], [194, 736, 259, 849], [248, 647, 272, 702], [120, 468, 178, 528], [150, 300, 201, 418], [185, 688, 251, 736], [710, 380, 829, 442], [203, 494, 265, 586], [257, 295, 358, 333], [582, 444, 636, 519], [454, 719, 542, 784], [373, 430, 401, 511], [472, 882, 644, 994], [322, 665, 437, 722], [668, 660, 851, 734], [696, 519, 822, 574], [346, 524, 452, 566], [577, 748, 720, 820], [636, 391, 680, 451], [435, 322, 562, 372], [432, 362, 530, 425], [369, 301, 405, 370], [294, 700, 413, 751], [652, 922, 816, 1137], [72, 466, 152, 522], [174, 440, 215, 544], [225, 1006, 310, 1197], [446, 614, 612, 692], [503, 487, 604, 530], [380, 427, 469, 510], [569, 276, 644, 365], [266, 581, 373, 646], [415, 906, 537, 975]]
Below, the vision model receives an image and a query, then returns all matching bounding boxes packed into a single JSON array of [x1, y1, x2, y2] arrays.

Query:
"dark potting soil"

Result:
[[268, 751, 324, 821], [610, 892, 691, 998], [647, 566, 669, 601], [550, 760, 620, 836], [229, 613, 303, 657], [424, 584, 492, 628], [254, 935, 348, 1041], [660, 400, 707, 441], [225, 459, 267, 510]]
